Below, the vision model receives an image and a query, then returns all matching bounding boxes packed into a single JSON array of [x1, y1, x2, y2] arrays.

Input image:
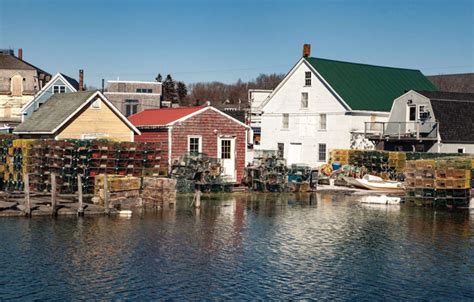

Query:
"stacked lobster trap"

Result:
[[404, 158, 473, 208], [0, 139, 168, 194]]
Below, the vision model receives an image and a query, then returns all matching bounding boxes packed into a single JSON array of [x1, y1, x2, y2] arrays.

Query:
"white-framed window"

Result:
[[305, 71, 311, 86], [418, 105, 430, 120], [53, 85, 66, 94], [318, 143, 326, 162], [220, 139, 232, 159], [188, 135, 202, 154], [125, 99, 139, 116], [91, 99, 101, 109], [301, 92, 308, 108], [457, 147, 465, 154], [319, 113, 327, 130], [282, 113, 289, 129]]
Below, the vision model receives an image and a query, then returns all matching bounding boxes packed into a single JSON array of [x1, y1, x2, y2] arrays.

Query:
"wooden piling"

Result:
[[24, 173, 31, 217], [51, 173, 57, 216], [77, 174, 84, 216], [104, 174, 110, 215], [194, 189, 201, 209]]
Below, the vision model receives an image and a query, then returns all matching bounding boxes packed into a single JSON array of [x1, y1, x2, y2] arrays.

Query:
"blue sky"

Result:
[[1, 0, 473, 87]]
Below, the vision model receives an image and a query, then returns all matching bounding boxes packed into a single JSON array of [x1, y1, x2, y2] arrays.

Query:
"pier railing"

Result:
[[364, 121, 439, 141]]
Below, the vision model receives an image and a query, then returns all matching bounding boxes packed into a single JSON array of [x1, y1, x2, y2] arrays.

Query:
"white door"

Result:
[[287, 143, 302, 165], [218, 137, 236, 181]]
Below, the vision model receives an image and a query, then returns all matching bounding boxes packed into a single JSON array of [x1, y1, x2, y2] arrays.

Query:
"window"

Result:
[[125, 99, 138, 116], [408, 106, 416, 121], [277, 143, 284, 158], [301, 92, 308, 108], [136, 88, 153, 93], [10, 75, 23, 97], [318, 144, 326, 162], [282, 113, 289, 129], [53, 85, 66, 94], [305, 71, 311, 86], [221, 140, 231, 159], [91, 99, 101, 109], [188, 136, 201, 154], [457, 148, 465, 154], [319, 114, 327, 130], [418, 105, 429, 120]]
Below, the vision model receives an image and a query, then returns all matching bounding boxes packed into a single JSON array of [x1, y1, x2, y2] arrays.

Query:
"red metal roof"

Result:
[[128, 106, 206, 127]]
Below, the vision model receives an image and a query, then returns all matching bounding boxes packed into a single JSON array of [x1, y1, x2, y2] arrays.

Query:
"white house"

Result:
[[365, 90, 474, 154], [259, 44, 437, 167], [248, 89, 272, 146]]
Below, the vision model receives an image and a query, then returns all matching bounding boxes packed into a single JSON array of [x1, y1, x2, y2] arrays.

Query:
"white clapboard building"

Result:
[[258, 44, 437, 167]]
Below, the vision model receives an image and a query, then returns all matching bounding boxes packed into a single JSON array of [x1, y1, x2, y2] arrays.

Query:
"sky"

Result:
[[0, 0, 473, 87]]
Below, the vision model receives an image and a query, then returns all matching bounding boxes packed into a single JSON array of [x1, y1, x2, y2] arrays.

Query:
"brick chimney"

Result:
[[79, 69, 84, 91], [303, 44, 311, 58], [18, 48, 23, 60]]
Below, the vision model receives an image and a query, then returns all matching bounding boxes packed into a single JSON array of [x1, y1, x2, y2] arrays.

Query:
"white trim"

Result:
[[349, 110, 390, 116], [81, 133, 109, 139], [248, 89, 273, 93], [168, 127, 173, 173], [91, 99, 101, 109], [217, 136, 237, 181], [107, 80, 162, 84], [387, 90, 429, 122], [168, 106, 251, 129], [259, 58, 352, 112], [52, 91, 140, 134], [52, 85, 66, 94], [21, 73, 78, 113], [187, 135, 202, 153], [16, 91, 141, 135]]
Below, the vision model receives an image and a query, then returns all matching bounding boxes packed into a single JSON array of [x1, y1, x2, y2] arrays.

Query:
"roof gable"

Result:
[[0, 53, 50, 77], [128, 106, 250, 129], [305, 57, 438, 112], [21, 73, 79, 113], [128, 106, 206, 127], [15, 91, 140, 135]]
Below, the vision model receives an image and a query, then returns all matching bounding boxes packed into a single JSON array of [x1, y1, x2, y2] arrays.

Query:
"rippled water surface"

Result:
[[0, 192, 473, 300]]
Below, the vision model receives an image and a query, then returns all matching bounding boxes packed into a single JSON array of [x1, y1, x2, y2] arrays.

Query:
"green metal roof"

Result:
[[305, 57, 438, 111]]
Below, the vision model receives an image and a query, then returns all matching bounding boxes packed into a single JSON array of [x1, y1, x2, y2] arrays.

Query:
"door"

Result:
[[287, 143, 302, 165], [218, 137, 236, 181], [406, 105, 417, 134]]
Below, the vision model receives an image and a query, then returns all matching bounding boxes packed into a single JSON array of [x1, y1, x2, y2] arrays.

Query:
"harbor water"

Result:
[[0, 192, 473, 300]]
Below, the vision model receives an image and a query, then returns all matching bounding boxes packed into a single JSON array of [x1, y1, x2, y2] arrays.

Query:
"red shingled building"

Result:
[[128, 105, 250, 183]]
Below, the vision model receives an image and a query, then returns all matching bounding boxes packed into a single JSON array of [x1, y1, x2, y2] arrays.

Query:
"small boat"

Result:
[[360, 195, 401, 205], [343, 175, 404, 192], [118, 210, 132, 216]]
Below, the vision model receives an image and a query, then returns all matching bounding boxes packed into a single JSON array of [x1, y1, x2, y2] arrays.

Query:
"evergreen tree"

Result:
[[155, 73, 162, 82], [176, 81, 188, 103], [163, 74, 178, 104]]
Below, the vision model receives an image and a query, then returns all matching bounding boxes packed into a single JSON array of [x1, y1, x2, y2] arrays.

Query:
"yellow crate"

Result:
[[396, 160, 406, 170], [415, 160, 435, 169]]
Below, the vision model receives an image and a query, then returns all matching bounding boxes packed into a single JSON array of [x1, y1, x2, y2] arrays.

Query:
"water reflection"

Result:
[[0, 192, 472, 300]]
